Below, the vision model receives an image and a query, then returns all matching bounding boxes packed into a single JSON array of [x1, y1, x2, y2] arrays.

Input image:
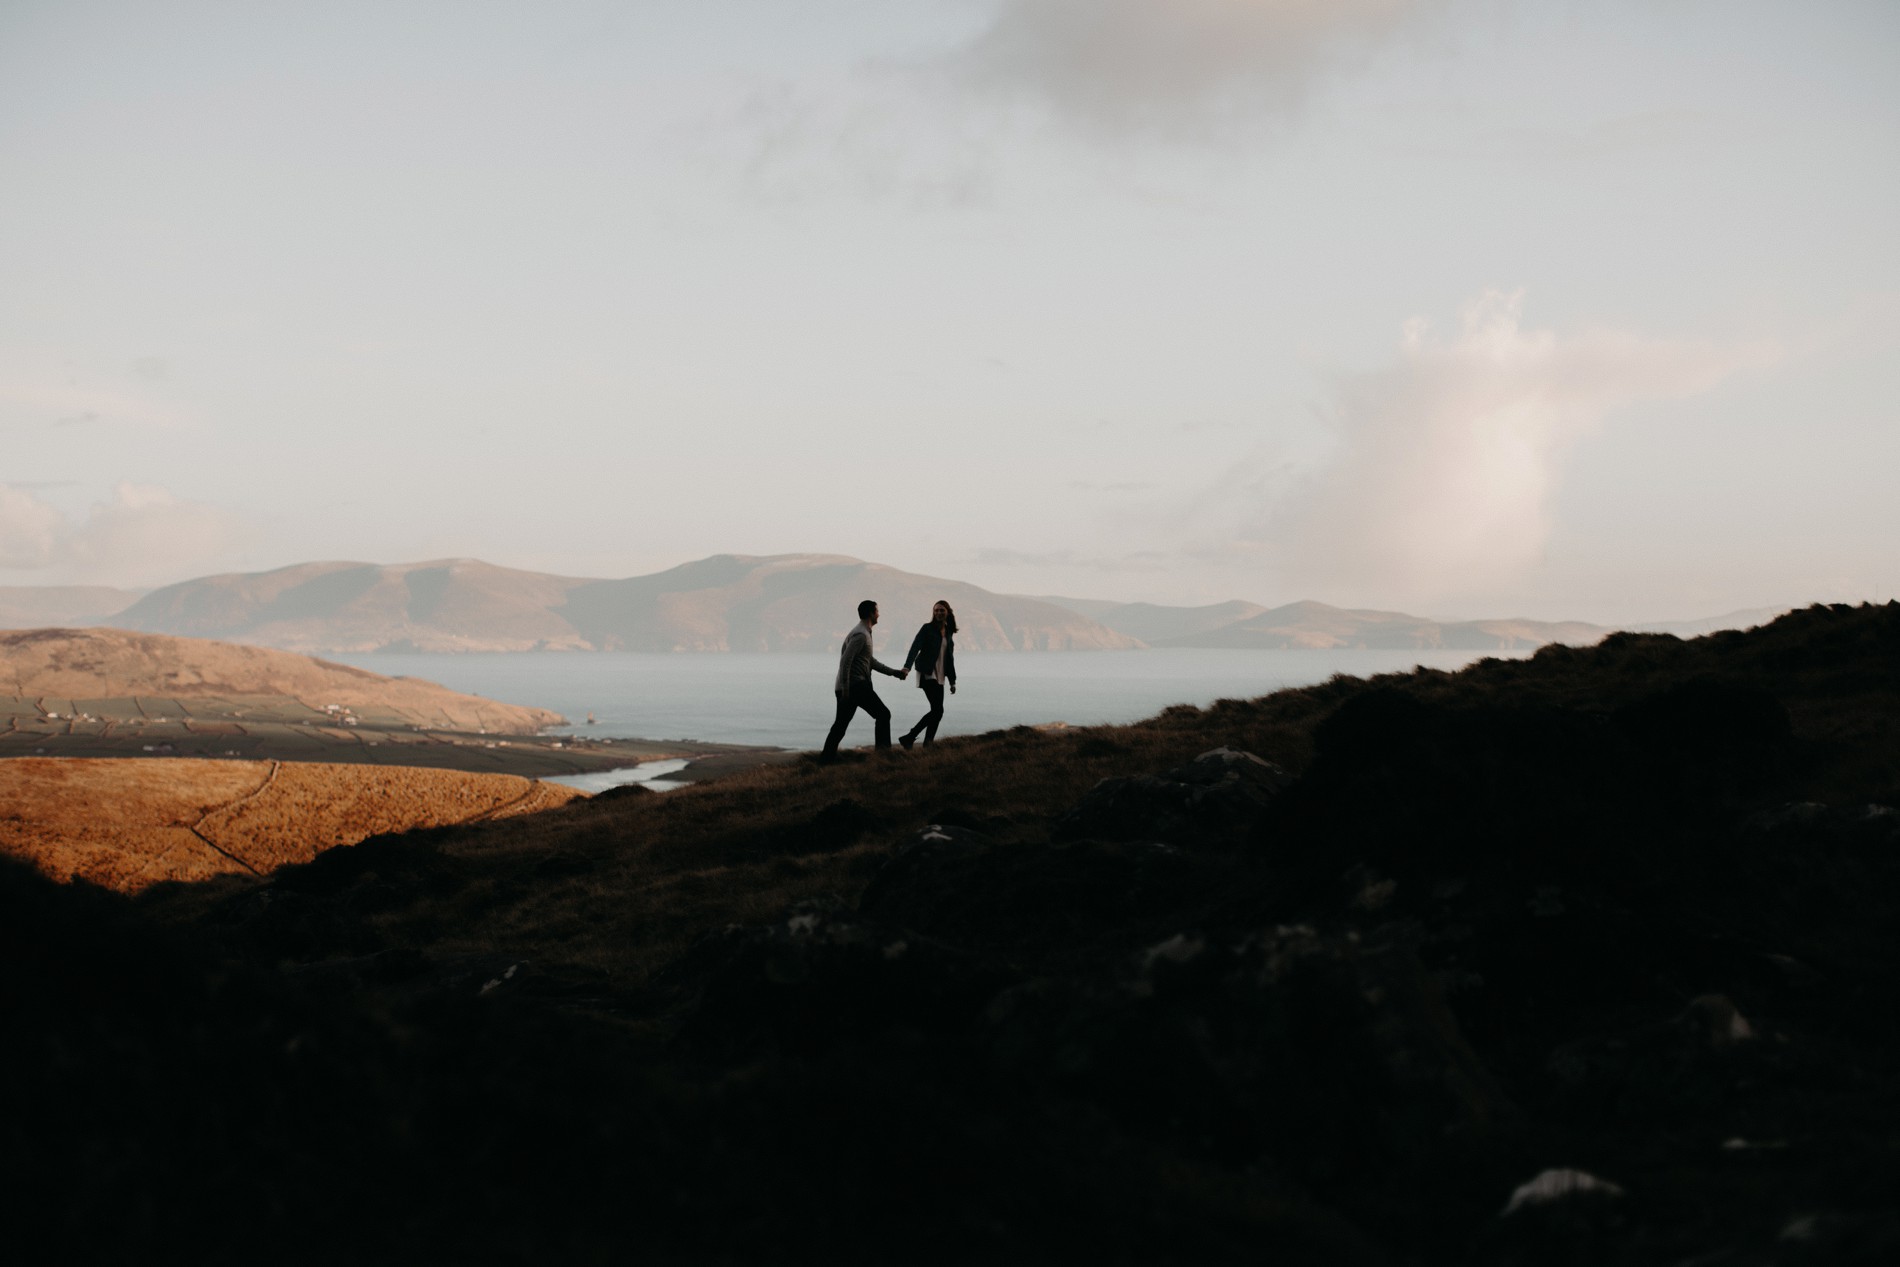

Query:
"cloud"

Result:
[[0, 486, 65, 569], [948, 0, 1437, 135], [708, 1, 1442, 206], [0, 482, 241, 585], [1251, 291, 1768, 603]]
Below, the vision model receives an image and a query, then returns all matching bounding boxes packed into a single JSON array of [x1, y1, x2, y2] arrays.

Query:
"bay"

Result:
[[333, 648, 1526, 751]]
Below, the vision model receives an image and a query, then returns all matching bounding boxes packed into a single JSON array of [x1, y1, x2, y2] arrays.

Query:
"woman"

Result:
[[898, 599, 957, 749]]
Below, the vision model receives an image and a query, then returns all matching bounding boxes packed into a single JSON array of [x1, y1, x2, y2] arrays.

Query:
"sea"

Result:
[[334, 647, 1524, 763]]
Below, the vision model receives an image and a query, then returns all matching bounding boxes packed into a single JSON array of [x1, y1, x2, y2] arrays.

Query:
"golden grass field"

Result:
[[0, 757, 583, 893]]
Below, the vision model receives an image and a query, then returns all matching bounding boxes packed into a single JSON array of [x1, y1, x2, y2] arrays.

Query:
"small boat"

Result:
[[586, 711, 597, 725]]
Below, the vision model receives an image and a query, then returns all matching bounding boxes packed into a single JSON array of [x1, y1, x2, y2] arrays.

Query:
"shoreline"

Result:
[[0, 707, 787, 783]]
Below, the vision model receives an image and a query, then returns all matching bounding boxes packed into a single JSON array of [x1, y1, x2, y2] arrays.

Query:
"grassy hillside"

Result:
[[1, 625, 563, 731], [0, 757, 583, 891], [0, 626, 707, 778], [5, 602, 1897, 1263]]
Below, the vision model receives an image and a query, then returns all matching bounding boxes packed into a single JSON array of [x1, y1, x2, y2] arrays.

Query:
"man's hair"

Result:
[[857, 599, 877, 620]]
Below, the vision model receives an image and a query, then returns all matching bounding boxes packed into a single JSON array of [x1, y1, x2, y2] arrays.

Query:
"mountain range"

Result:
[[1047, 598, 1608, 650], [96, 555, 1138, 654], [1028, 595, 1785, 650], [0, 555, 1786, 655]]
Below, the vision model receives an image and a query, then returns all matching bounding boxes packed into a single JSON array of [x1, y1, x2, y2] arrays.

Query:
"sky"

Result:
[[2, 0, 1896, 623]]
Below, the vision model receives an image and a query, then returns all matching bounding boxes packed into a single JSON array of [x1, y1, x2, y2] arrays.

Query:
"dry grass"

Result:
[[233, 603, 1900, 990], [346, 691, 1338, 981], [0, 757, 584, 892]]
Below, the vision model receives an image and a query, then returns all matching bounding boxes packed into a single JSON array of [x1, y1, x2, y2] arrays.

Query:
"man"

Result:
[[821, 599, 907, 759]]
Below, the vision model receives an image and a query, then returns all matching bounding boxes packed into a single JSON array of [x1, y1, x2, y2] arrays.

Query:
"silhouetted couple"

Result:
[[820, 598, 959, 760]]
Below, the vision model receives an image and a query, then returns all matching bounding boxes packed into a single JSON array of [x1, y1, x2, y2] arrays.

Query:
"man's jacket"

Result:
[[834, 621, 899, 692]]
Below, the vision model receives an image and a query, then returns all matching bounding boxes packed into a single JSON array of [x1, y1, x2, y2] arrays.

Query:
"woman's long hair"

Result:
[[932, 600, 958, 636]]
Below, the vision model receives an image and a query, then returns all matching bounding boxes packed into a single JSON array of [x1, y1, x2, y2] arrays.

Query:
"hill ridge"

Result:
[[107, 554, 1142, 654]]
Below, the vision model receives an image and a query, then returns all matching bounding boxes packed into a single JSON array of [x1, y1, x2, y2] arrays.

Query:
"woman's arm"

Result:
[[903, 624, 927, 672]]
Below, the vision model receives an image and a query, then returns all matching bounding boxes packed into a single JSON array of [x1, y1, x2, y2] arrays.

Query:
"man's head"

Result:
[[858, 599, 878, 625]]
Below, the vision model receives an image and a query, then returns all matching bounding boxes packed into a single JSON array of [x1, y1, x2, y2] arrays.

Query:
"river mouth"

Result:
[[545, 758, 693, 794]]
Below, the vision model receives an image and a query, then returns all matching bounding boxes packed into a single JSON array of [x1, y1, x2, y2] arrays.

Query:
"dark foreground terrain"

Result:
[[6, 603, 1898, 1264]]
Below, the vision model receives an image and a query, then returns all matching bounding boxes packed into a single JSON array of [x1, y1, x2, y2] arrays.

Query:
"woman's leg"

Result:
[[920, 681, 945, 743], [900, 683, 938, 744]]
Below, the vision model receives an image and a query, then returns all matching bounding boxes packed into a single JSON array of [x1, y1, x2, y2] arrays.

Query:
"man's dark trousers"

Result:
[[823, 681, 891, 756]]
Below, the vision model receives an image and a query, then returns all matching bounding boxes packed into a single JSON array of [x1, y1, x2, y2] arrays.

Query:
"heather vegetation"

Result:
[[6, 602, 1898, 1264]]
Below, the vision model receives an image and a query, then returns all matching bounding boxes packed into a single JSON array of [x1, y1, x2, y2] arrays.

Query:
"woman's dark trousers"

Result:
[[823, 682, 891, 755], [905, 681, 945, 745]]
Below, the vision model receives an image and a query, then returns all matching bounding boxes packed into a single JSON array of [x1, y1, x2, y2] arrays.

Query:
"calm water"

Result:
[[333, 648, 1520, 750]]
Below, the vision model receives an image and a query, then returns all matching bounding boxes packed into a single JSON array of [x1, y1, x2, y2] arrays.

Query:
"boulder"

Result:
[[1544, 993, 1765, 1115], [1473, 1168, 1630, 1267]]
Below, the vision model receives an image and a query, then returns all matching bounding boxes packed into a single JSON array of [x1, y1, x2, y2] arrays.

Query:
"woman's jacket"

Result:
[[902, 622, 956, 688]]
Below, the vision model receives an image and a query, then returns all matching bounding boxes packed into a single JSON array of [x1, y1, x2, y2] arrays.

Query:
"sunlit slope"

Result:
[[0, 757, 582, 892], [0, 626, 563, 733]]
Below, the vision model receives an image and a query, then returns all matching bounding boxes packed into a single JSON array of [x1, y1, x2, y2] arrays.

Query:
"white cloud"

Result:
[[707, 0, 1443, 205], [1251, 291, 1768, 604], [0, 485, 65, 569], [0, 482, 240, 585], [950, 0, 1437, 135]]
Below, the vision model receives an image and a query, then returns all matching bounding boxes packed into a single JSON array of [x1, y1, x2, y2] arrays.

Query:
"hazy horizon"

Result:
[[0, 546, 1812, 631], [4, 1, 1895, 624]]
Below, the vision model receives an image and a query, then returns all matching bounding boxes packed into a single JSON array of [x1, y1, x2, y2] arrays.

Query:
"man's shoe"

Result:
[[899, 734, 915, 750]]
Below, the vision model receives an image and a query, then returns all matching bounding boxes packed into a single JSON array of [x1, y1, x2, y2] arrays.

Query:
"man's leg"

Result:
[[920, 681, 945, 743], [821, 690, 857, 757], [856, 682, 893, 749]]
